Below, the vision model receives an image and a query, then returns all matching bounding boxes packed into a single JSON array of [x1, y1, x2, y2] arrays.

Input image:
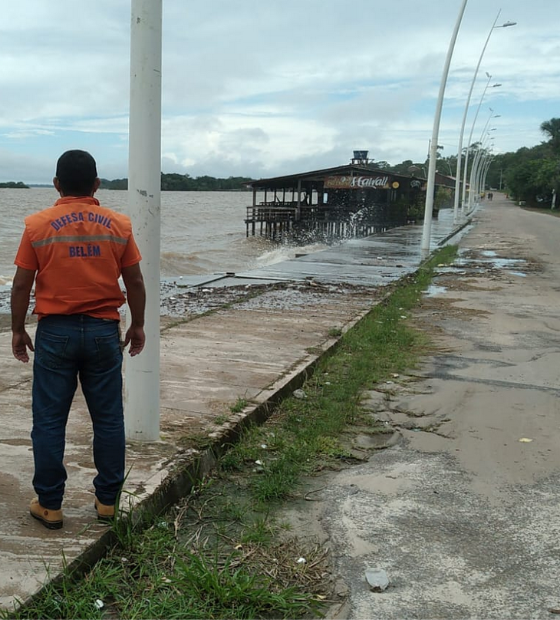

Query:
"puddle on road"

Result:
[[454, 253, 525, 271], [435, 248, 530, 284], [425, 285, 448, 297], [434, 267, 471, 275], [487, 258, 524, 269]]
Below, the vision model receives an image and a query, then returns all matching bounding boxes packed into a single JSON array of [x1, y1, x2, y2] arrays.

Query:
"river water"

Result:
[[0, 189, 328, 288]]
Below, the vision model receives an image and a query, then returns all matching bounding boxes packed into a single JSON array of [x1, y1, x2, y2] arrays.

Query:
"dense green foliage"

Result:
[[381, 117, 560, 208], [100, 174, 253, 191], [492, 117, 560, 207], [0, 181, 28, 188]]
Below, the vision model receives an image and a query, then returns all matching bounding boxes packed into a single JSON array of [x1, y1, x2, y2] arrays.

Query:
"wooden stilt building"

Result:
[[245, 151, 457, 241]]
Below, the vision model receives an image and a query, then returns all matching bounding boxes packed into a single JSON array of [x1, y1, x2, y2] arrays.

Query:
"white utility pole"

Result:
[[124, 0, 162, 441], [459, 15, 515, 212], [420, 0, 468, 258]]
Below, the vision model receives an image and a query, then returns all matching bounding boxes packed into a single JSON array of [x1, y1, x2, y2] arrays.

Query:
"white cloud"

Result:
[[0, 0, 557, 182]]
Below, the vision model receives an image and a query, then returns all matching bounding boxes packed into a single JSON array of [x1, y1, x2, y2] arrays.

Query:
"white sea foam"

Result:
[[254, 242, 329, 267]]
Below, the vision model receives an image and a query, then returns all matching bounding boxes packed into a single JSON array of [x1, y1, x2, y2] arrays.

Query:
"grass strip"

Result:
[[223, 244, 457, 503], [6, 245, 457, 620]]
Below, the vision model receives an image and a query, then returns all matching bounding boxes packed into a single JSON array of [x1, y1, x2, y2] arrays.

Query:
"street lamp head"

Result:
[[485, 71, 491, 78], [492, 83, 502, 87], [494, 20, 517, 29]]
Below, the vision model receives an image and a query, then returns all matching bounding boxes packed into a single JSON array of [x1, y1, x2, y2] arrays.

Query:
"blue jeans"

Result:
[[32, 314, 124, 510]]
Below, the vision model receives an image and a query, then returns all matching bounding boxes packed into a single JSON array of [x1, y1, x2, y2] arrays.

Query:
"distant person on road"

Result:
[[10, 150, 146, 530], [488, 192, 493, 201]]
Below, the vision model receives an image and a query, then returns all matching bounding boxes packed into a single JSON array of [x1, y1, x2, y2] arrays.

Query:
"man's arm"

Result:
[[121, 263, 146, 357], [11, 267, 36, 363]]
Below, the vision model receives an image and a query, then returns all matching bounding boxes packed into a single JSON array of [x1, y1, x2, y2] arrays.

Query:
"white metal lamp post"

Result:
[[460, 83, 501, 213], [420, 0, 468, 258], [452, 10, 515, 223], [482, 155, 494, 194], [453, 70, 490, 222], [468, 127, 496, 211], [124, 0, 163, 441], [469, 132, 495, 211], [477, 151, 494, 203], [462, 105, 501, 212]]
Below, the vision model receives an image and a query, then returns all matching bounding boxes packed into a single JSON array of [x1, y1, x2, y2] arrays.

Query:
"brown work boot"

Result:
[[94, 497, 115, 522], [30, 498, 63, 530]]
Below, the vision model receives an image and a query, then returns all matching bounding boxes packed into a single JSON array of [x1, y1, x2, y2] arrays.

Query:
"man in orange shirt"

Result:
[[11, 150, 146, 530]]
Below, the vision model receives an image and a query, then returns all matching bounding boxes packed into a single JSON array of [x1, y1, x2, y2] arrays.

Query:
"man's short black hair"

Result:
[[55, 150, 98, 196]]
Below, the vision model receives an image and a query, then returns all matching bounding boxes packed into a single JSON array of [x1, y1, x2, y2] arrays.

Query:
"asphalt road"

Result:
[[285, 197, 560, 619]]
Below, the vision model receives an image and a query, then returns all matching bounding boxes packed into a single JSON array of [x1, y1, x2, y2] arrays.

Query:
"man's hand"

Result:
[[121, 263, 146, 357], [123, 325, 145, 357], [11, 266, 35, 363], [12, 331, 34, 363]]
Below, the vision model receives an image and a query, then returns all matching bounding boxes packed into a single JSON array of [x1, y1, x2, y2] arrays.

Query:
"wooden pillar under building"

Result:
[[297, 179, 302, 221]]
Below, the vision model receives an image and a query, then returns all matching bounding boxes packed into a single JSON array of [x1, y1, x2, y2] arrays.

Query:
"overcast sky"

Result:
[[0, 0, 558, 183]]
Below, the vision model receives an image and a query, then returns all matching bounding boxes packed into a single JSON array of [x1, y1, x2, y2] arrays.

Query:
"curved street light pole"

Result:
[[470, 131, 495, 210], [453, 10, 516, 221], [482, 137, 496, 186], [470, 145, 487, 209], [468, 122, 497, 210], [482, 155, 494, 194], [478, 151, 494, 202], [421, 0, 469, 258], [461, 83, 501, 211], [469, 147, 483, 209], [453, 70, 490, 222], [470, 151, 493, 214], [465, 110, 499, 209]]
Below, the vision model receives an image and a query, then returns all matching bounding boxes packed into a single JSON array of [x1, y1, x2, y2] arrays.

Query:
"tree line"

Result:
[[0, 181, 29, 188], [490, 118, 559, 207], [100, 174, 253, 191], [374, 118, 559, 208]]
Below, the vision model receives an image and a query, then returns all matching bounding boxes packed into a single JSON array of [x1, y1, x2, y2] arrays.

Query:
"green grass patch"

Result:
[[230, 397, 249, 413], [327, 327, 343, 338], [8, 520, 320, 620], [232, 245, 458, 503]]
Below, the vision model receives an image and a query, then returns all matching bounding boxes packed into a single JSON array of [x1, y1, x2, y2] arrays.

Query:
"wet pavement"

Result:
[[0, 208, 469, 611]]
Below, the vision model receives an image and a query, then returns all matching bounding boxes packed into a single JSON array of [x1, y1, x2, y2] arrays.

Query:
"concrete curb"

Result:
[[437, 216, 472, 247]]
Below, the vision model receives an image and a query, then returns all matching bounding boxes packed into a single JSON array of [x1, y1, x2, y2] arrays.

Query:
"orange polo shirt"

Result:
[[15, 196, 142, 320]]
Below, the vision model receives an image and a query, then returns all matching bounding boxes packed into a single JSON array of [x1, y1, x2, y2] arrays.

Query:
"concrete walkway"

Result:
[[0, 208, 467, 610]]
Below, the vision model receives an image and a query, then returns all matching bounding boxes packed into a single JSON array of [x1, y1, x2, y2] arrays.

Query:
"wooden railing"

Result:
[[245, 205, 297, 223]]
